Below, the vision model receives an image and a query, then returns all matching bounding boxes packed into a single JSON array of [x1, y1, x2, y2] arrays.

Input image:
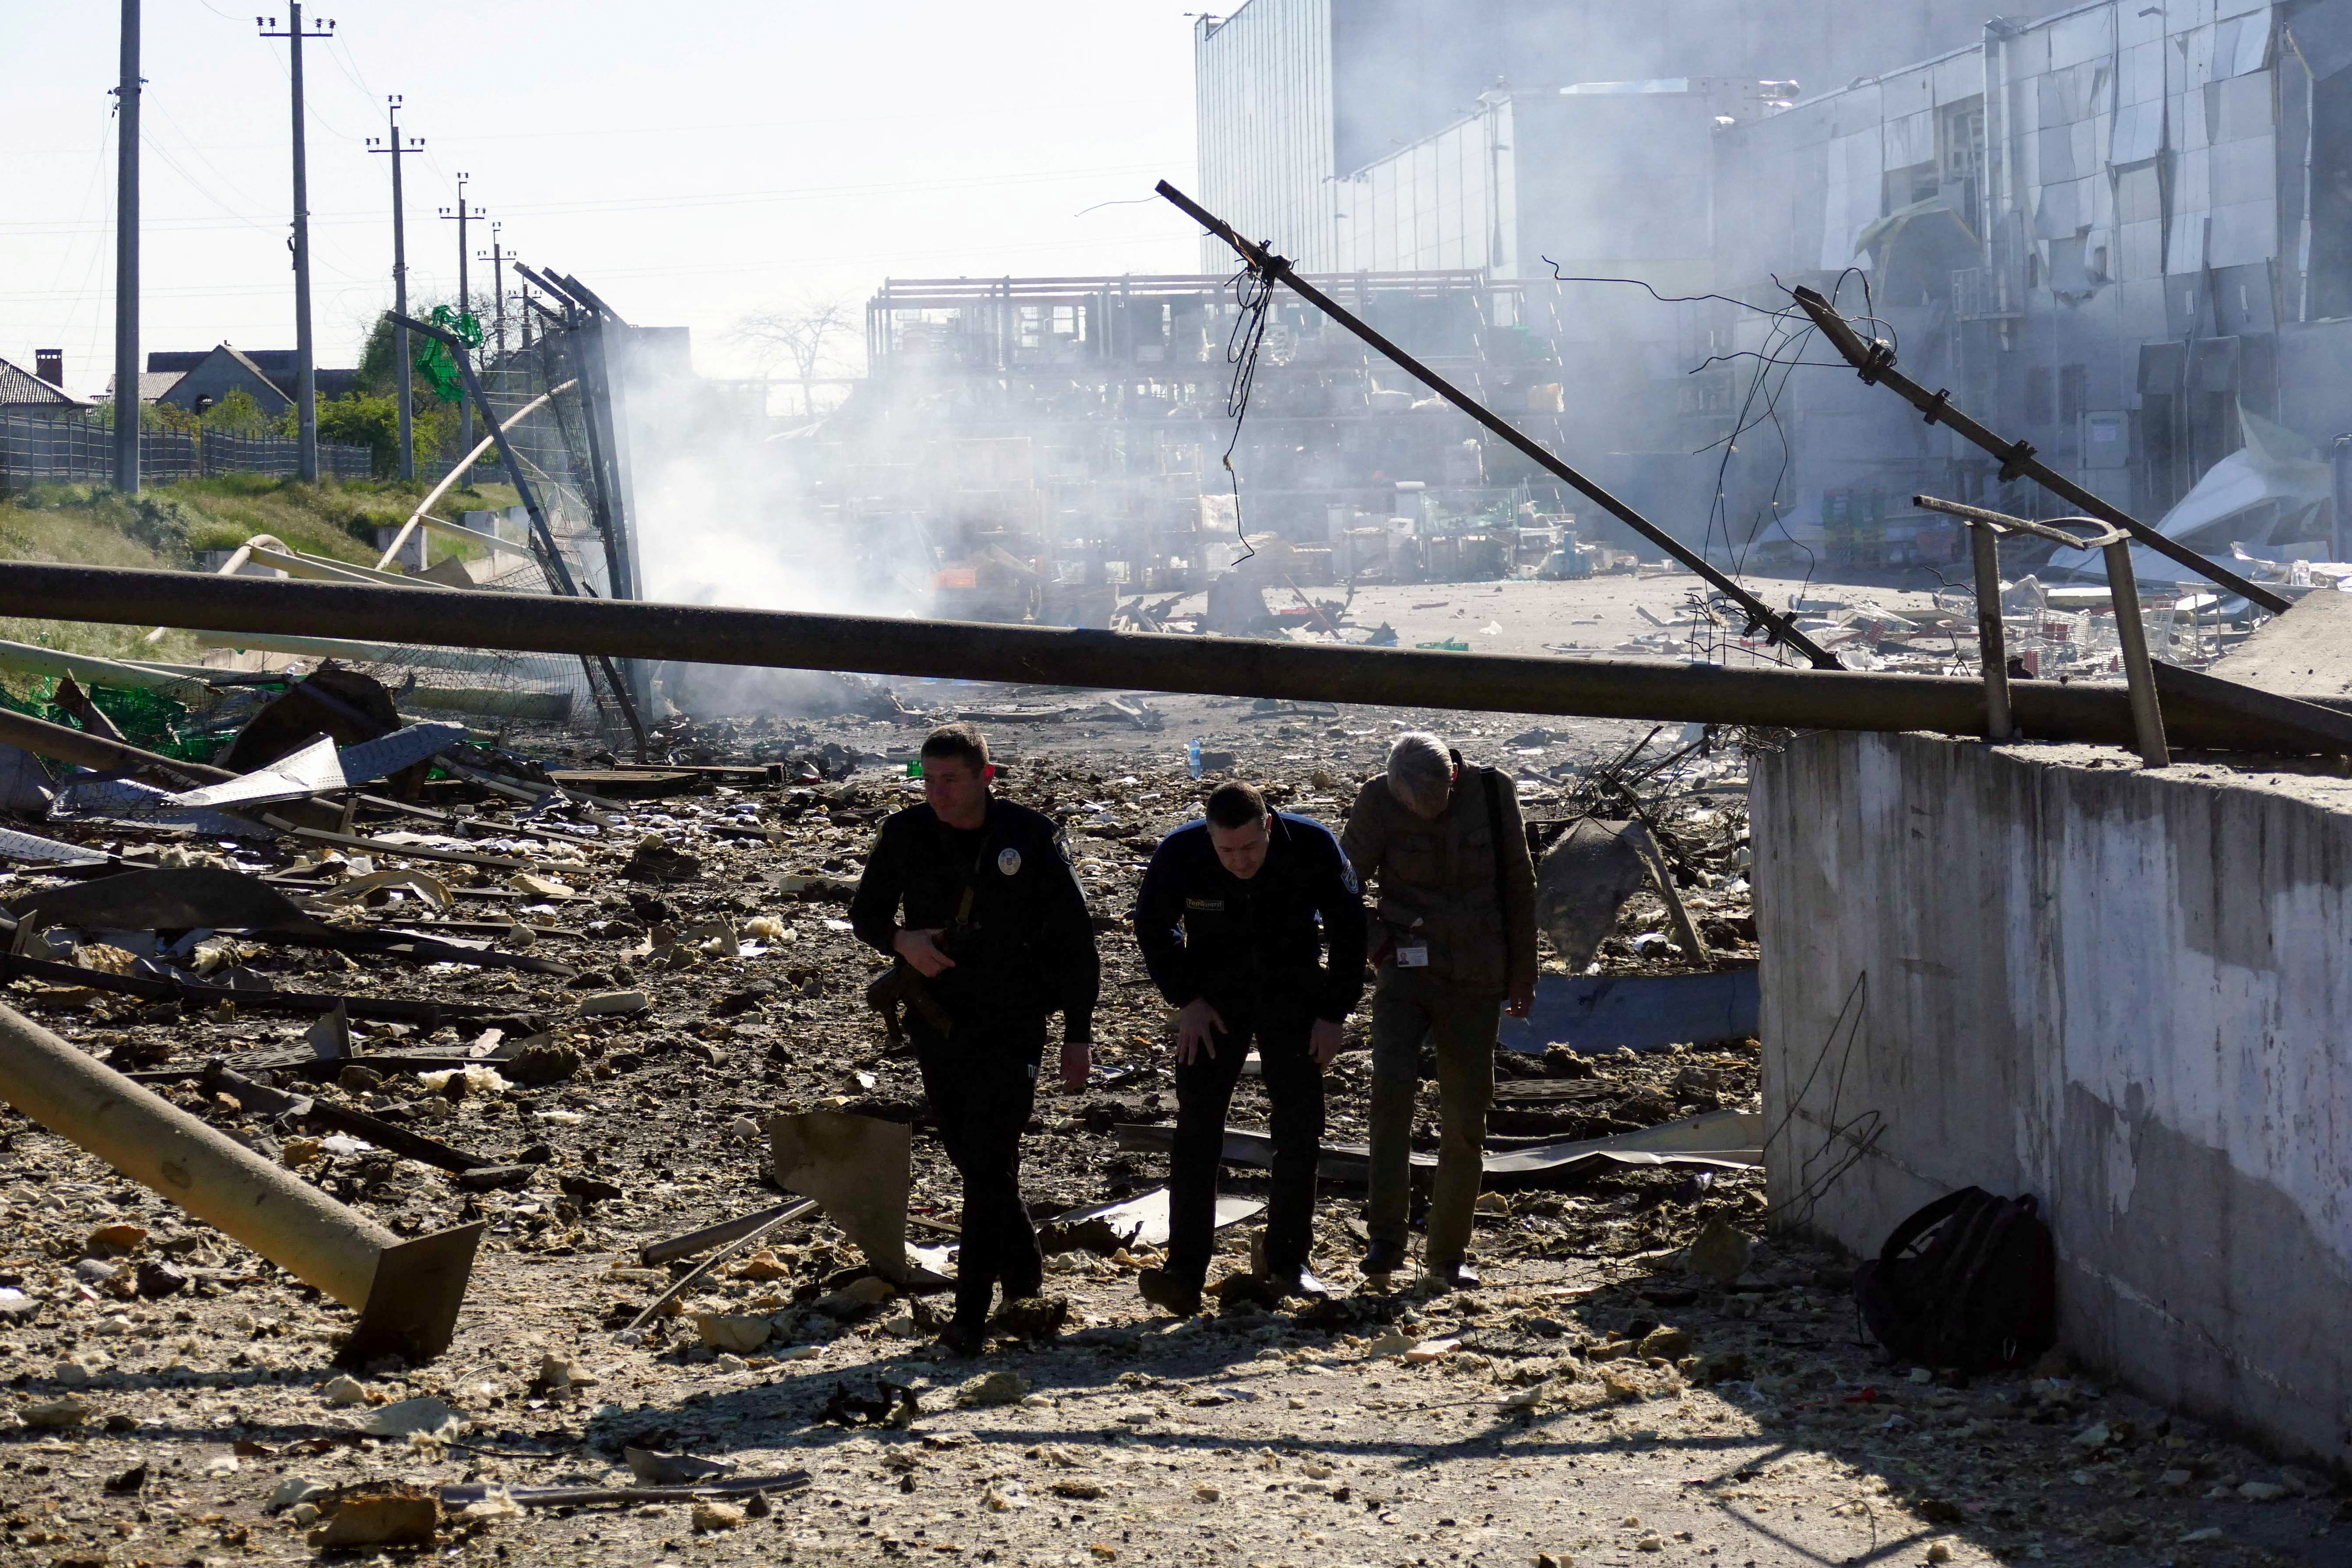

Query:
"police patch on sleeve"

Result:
[[997, 847, 1023, 877]]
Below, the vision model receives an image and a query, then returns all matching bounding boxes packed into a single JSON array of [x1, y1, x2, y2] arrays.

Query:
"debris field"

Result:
[[0, 624, 2342, 1568]]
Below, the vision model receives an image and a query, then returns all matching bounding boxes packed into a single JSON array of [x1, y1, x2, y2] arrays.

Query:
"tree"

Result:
[[732, 293, 860, 417], [199, 387, 273, 437], [347, 306, 465, 472], [314, 391, 454, 479]]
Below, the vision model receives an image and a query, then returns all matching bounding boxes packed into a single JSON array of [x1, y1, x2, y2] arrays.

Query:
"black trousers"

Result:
[[913, 1014, 1046, 1332], [1167, 1008, 1324, 1286]]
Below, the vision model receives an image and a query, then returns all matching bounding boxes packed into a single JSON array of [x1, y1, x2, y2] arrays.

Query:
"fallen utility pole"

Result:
[[0, 703, 233, 788], [1787, 286, 2288, 613], [1, 561, 2341, 757], [1155, 180, 1841, 670], [0, 999, 484, 1363]]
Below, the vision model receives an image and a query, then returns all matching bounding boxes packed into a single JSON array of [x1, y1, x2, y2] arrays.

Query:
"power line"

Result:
[[0, 160, 1196, 236]]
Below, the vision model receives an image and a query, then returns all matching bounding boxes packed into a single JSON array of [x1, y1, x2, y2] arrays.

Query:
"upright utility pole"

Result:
[[439, 175, 483, 452], [366, 98, 422, 480], [479, 222, 509, 364], [259, 7, 334, 481], [112, 0, 141, 494]]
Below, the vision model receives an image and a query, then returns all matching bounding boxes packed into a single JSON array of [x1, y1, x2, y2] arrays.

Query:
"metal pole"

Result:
[[1967, 519, 2012, 741], [1790, 284, 2289, 614], [442, 181, 475, 461], [260, 7, 331, 481], [291, 5, 316, 479], [451, 176, 474, 453], [369, 98, 416, 481], [1154, 180, 1841, 670], [112, 0, 139, 495], [1918, 495, 2170, 768], [1, 559, 2324, 756], [389, 312, 650, 759], [2104, 539, 2170, 768], [0, 1000, 484, 1363], [486, 227, 507, 364], [1957, 515, 2013, 738]]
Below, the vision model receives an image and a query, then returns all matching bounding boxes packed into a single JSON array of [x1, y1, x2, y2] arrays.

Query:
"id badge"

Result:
[[1395, 945, 1430, 969]]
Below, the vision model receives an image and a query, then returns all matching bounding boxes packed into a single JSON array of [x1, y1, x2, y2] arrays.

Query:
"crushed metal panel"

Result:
[[49, 775, 269, 839], [1037, 1187, 1262, 1253], [1495, 965, 1761, 1054], [165, 734, 346, 809], [1111, 1108, 1761, 1190], [337, 723, 468, 785], [0, 825, 105, 867]]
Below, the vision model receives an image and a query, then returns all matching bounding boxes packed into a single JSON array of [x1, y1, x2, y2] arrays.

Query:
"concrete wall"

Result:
[[1754, 730, 2352, 1467]]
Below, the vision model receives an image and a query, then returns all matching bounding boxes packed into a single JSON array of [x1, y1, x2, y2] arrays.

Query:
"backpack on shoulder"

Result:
[[1853, 1187, 2057, 1372]]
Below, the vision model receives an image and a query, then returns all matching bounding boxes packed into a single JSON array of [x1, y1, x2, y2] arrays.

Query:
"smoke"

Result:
[[603, 329, 927, 718]]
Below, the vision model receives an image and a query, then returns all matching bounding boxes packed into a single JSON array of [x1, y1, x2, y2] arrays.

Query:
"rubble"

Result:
[[0, 621, 2336, 1567]]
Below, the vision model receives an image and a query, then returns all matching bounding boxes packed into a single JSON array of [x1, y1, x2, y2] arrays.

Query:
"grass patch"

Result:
[[0, 475, 523, 685], [163, 475, 520, 564]]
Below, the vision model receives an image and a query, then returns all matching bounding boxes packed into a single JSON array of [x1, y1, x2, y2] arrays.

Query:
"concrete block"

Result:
[[1755, 731, 2352, 1468]]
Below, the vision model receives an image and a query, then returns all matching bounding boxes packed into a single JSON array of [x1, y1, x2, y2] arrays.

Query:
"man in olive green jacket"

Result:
[[1340, 732, 1538, 1288]]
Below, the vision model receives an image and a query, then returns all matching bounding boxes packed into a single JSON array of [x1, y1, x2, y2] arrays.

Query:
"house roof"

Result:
[[105, 371, 185, 403], [145, 345, 359, 404], [0, 356, 87, 409]]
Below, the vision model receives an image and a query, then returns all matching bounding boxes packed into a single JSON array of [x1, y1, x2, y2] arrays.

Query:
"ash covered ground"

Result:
[[0, 575, 2341, 1568]]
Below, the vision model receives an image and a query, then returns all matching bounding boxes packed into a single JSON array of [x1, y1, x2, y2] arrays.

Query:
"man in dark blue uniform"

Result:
[[849, 723, 1099, 1355], [1131, 780, 1366, 1315]]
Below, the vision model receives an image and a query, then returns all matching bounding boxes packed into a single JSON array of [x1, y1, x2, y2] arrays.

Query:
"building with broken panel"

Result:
[[1708, 0, 2352, 578], [833, 271, 1582, 623], [1192, 0, 2352, 579]]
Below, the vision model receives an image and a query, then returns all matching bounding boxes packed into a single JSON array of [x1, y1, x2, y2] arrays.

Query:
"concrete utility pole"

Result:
[[479, 222, 509, 365], [439, 175, 483, 454], [259, 6, 334, 482], [112, 0, 140, 495], [366, 98, 421, 480]]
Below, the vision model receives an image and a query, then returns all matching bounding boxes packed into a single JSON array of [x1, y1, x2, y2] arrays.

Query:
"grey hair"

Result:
[[1386, 732, 1453, 813]]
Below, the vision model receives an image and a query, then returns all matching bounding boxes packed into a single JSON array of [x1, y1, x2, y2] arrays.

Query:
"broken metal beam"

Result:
[[2152, 660, 2352, 757], [202, 1059, 494, 1174], [1789, 286, 2288, 612], [0, 999, 485, 1363], [4, 561, 2346, 754], [0, 703, 234, 788], [1155, 180, 1842, 670], [639, 1198, 813, 1267], [0, 944, 530, 1028]]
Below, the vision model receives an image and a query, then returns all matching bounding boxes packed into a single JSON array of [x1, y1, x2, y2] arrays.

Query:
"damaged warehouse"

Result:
[[3, 0, 2352, 1564]]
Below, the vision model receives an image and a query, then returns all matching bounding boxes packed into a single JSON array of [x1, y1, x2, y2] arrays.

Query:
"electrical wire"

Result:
[[1534, 261, 1866, 669], [1216, 260, 1275, 564]]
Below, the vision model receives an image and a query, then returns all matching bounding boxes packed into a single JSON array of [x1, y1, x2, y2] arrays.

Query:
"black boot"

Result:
[[1361, 1239, 1406, 1276], [1138, 1267, 1203, 1317]]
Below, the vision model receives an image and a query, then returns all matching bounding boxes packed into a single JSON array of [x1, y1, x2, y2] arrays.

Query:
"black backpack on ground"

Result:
[[1853, 1187, 2057, 1371]]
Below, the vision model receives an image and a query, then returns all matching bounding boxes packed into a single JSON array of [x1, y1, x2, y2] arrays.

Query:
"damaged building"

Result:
[[1192, 0, 2352, 576]]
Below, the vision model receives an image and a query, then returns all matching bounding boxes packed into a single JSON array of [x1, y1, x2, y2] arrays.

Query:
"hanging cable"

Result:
[[1217, 260, 1275, 564]]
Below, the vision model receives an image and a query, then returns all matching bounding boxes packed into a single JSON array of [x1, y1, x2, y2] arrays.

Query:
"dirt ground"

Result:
[[0, 570, 2340, 1568]]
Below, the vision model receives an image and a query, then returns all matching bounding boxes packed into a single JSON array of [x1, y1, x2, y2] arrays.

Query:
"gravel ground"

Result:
[[0, 572, 2340, 1568]]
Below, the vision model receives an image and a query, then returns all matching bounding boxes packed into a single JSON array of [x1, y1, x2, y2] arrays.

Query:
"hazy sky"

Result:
[[3, 2, 1206, 396]]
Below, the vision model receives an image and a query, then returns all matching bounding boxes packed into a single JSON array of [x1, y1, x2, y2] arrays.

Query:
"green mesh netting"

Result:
[[412, 306, 486, 404], [0, 679, 234, 765]]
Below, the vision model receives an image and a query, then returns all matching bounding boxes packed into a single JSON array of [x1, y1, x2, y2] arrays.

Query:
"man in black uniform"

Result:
[[849, 723, 1099, 1355], [1131, 780, 1366, 1315]]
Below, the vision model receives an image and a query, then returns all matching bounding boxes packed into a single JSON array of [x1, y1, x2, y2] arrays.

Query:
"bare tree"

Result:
[[732, 293, 860, 417]]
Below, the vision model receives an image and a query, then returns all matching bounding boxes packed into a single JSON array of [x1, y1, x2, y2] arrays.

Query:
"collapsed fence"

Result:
[[0, 409, 373, 489]]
